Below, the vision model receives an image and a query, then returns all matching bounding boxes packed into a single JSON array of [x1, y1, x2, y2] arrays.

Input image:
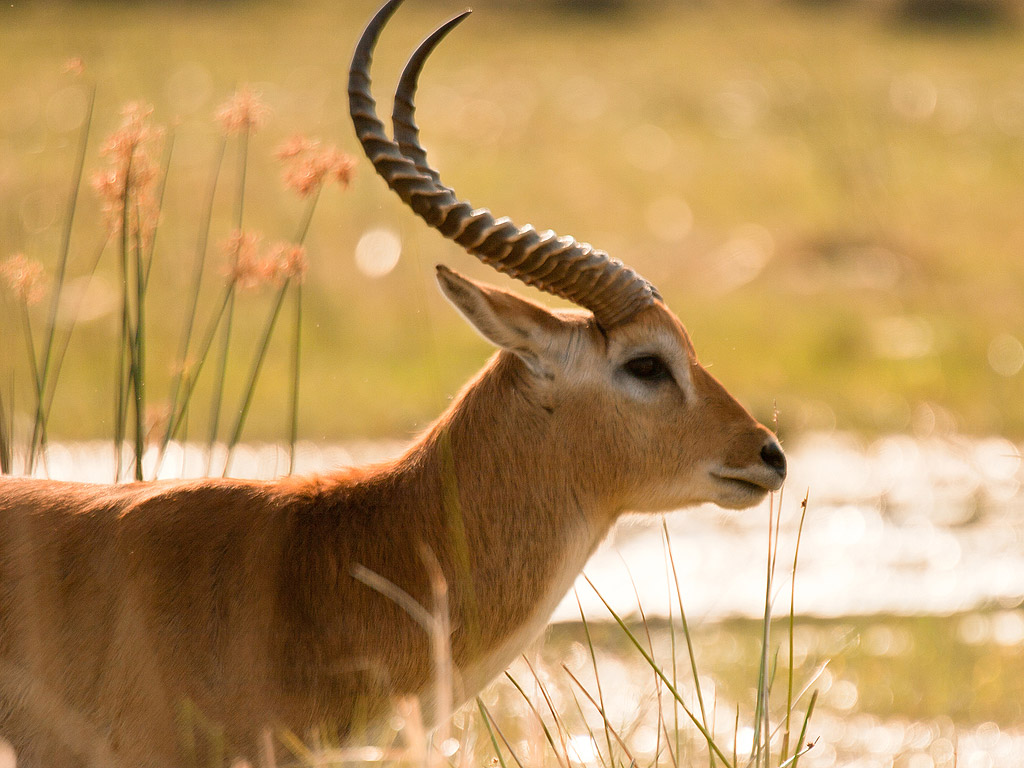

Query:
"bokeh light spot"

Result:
[[355, 228, 401, 278], [987, 333, 1024, 377]]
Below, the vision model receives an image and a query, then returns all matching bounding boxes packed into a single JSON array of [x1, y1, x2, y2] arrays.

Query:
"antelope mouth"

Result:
[[710, 466, 784, 507], [712, 474, 768, 495]]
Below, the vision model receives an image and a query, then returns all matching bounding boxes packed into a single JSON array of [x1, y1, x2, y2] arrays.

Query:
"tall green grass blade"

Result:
[[623, 557, 676, 768], [751, 493, 780, 767], [205, 289, 235, 473], [0, 384, 11, 475], [160, 136, 227, 466], [132, 200, 146, 481], [113, 330, 128, 481], [476, 698, 522, 768], [27, 83, 95, 472], [519, 653, 576, 767], [207, 120, 251, 472], [661, 519, 712, 762], [661, 525, 682, 767], [287, 282, 302, 475], [664, 599, 677, 766], [780, 691, 817, 768], [562, 664, 638, 768], [504, 670, 569, 768], [233, 124, 249, 231], [732, 707, 739, 768], [582, 574, 734, 768], [657, 717, 679, 768], [575, 591, 616, 766], [283, 184, 324, 475], [18, 305, 42, 412], [141, 128, 174, 292], [113, 150, 136, 481], [783, 493, 810, 765], [39, 234, 109, 452], [166, 283, 232, 444], [14, 291, 43, 478], [293, 184, 321, 246]]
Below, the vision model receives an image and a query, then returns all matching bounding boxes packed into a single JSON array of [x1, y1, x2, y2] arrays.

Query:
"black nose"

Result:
[[761, 441, 787, 478]]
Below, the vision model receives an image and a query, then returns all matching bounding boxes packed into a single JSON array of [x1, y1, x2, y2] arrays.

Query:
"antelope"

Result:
[[0, 0, 786, 765]]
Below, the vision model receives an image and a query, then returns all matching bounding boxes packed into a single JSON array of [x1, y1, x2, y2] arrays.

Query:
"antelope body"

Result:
[[0, 1, 786, 765]]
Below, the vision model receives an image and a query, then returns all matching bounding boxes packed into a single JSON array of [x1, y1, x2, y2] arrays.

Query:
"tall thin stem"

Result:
[[287, 281, 302, 475], [141, 128, 175, 292], [113, 151, 135, 481], [283, 186, 321, 474], [19, 306, 43, 465], [39, 233, 110, 437], [0, 384, 11, 475], [132, 200, 146, 481], [206, 124, 250, 471], [234, 126, 249, 232], [27, 84, 96, 472], [167, 283, 233, 444], [223, 279, 290, 475], [206, 289, 235, 474], [160, 136, 227, 465]]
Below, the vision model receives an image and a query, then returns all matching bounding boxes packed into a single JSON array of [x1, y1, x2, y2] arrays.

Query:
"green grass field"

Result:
[[2, 0, 1024, 444]]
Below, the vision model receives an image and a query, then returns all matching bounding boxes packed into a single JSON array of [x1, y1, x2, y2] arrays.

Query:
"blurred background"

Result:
[[3, 1, 1024, 766], [2, 0, 1023, 443]]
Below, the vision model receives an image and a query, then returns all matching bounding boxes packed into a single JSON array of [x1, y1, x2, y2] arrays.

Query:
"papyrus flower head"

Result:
[[264, 242, 308, 284], [275, 134, 355, 198], [1, 254, 47, 305], [89, 102, 164, 243], [215, 86, 271, 136], [220, 229, 266, 290], [62, 57, 85, 77]]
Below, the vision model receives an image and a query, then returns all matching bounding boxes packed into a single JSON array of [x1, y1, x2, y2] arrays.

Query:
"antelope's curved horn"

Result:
[[349, 0, 660, 328], [392, 10, 469, 185]]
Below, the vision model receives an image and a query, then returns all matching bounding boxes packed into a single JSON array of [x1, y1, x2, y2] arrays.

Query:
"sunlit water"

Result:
[[13, 432, 1024, 767], [577, 432, 1024, 622]]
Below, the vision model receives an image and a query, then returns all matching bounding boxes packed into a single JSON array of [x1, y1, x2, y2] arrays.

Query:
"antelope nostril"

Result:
[[761, 441, 787, 478]]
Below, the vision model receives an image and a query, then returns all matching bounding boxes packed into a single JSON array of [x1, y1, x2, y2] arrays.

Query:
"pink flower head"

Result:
[[275, 135, 356, 198], [2, 254, 47, 305], [266, 242, 308, 284], [220, 229, 266, 290], [215, 86, 271, 136], [327, 148, 356, 188], [90, 102, 164, 243], [100, 102, 160, 163], [62, 58, 85, 77], [274, 134, 317, 162]]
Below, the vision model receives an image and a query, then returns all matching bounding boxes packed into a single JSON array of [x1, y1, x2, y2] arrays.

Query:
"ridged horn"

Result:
[[392, 10, 468, 185], [349, 0, 661, 328]]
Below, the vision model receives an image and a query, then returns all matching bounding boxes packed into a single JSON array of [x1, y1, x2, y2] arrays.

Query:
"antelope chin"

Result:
[[711, 478, 769, 509], [709, 466, 783, 509]]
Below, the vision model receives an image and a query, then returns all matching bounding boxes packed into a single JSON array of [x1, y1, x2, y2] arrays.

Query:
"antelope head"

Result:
[[349, 0, 786, 517]]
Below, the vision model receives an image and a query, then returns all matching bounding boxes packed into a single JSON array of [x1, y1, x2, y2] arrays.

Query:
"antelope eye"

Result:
[[623, 354, 672, 382]]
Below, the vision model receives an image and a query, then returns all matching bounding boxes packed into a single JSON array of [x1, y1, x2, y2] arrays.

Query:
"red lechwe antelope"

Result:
[[0, 0, 786, 765]]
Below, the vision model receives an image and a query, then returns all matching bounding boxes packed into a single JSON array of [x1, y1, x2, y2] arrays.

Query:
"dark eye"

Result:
[[623, 355, 672, 382]]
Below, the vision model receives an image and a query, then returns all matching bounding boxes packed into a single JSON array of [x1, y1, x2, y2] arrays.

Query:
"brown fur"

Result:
[[0, 282, 783, 766]]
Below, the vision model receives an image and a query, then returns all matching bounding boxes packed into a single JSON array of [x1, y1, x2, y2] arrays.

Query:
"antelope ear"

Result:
[[435, 264, 566, 376]]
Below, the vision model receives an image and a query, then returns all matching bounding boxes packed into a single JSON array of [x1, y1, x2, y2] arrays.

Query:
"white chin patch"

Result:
[[711, 475, 770, 509]]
